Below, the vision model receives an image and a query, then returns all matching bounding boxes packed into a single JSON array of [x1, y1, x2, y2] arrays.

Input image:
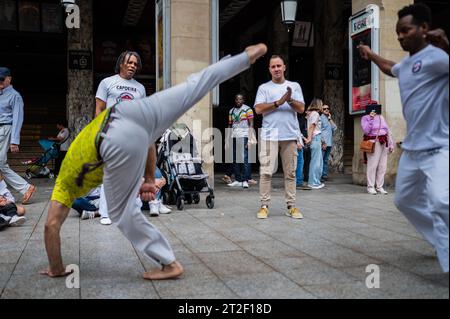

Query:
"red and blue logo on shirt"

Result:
[[412, 60, 422, 73]]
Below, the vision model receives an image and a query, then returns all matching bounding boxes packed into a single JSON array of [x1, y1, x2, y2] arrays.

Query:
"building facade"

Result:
[[1, 0, 448, 184]]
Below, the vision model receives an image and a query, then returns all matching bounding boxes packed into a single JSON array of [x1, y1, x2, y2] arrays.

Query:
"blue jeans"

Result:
[[308, 135, 323, 186], [72, 195, 100, 215], [232, 137, 250, 182], [296, 148, 304, 185], [322, 146, 332, 178]]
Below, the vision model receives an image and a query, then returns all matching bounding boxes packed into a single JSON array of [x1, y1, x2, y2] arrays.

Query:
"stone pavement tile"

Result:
[[179, 231, 241, 254], [422, 273, 449, 288], [339, 264, 449, 299], [390, 240, 436, 257], [346, 225, 417, 242], [1, 272, 79, 299], [152, 276, 236, 299], [222, 272, 316, 299], [201, 217, 254, 229], [13, 239, 79, 275], [238, 240, 306, 259], [278, 257, 358, 286], [0, 245, 26, 264], [80, 273, 160, 299], [302, 281, 388, 299], [197, 251, 273, 277], [321, 218, 372, 229], [218, 227, 274, 243], [294, 242, 379, 268], [0, 263, 15, 289], [358, 246, 443, 275]]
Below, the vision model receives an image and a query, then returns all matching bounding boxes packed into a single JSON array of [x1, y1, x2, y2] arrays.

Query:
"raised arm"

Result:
[[357, 45, 396, 77]]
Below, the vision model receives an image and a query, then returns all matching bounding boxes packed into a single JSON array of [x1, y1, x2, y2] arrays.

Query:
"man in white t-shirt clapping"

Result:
[[254, 55, 305, 219]]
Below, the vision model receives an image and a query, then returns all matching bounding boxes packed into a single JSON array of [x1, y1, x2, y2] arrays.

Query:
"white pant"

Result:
[[0, 125, 30, 194], [394, 148, 449, 273], [99, 52, 250, 266], [98, 184, 109, 219], [366, 141, 388, 189]]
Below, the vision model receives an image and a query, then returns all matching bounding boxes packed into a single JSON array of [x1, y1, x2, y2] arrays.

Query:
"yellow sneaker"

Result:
[[257, 207, 269, 219], [285, 207, 303, 219]]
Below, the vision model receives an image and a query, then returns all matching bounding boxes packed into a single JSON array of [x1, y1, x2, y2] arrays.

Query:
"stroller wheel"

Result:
[[193, 194, 200, 204], [176, 197, 184, 211], [25, 170, 32, 180], [206, 195, 214, 209]]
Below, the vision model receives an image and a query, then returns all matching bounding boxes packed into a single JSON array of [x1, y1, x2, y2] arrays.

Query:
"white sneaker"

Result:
[[377, 187, 388, 195], [308, 183, 325, 189], [367, 187, 377, 195], [149, 200, 160, 217], [159, 203, 172, 214], [227, 181, 243, 187], [81, 210, 96, 220], [9, 215, 26, 226], [242, 181, 249, 188], [100, 217, 112, 225]]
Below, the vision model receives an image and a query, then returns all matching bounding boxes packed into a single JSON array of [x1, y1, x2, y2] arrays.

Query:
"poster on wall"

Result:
[[0, 0, 17, 31], [348, 4, 380, 115]]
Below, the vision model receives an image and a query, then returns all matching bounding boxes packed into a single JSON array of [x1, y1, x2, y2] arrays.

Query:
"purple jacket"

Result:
[[361, 114, 394, 146]]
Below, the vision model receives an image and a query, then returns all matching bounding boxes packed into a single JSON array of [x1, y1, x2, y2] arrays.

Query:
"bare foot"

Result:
[[245, 43, 267, 64], [39, 268, 73, 278], [143, 260, 184, 280]]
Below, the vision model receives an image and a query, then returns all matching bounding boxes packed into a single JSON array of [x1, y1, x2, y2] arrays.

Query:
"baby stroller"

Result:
[[157, 123, 214, 211], [22, 139, 59, 179]]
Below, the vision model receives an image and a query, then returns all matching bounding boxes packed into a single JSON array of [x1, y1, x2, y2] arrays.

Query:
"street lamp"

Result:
[[61, 0, 75, 9], [280, 0, 298, 32]]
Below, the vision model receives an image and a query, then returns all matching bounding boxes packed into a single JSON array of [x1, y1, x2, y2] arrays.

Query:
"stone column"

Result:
[[352, 0, 412, 186], [67, 0, 94, 137], [170, 0, 214, 184], [314, 0, 346, 173]]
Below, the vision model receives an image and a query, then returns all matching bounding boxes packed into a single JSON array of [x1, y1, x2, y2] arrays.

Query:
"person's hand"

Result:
[[39, 267, 73, 278], [305, 138, 311, 145], [357, 44, 372, 60], [139, 182, 158, 202], [369, 111, 376, 118], [388, 146, 394, 154], [322, 142, 327, 150], [10, 144, 19, 153], [426, 28, 449, 51], [297, 142, 303, 150]]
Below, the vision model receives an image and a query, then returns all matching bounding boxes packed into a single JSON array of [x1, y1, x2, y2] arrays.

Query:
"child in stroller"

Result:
[[22, 139, 59, 179], [157, 123, 214, 211]]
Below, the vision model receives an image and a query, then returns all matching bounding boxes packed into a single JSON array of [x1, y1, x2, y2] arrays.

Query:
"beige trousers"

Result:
[[259, 140, 298, 207]]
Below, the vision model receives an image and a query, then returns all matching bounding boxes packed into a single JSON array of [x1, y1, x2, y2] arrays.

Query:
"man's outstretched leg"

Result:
[[115, 44, 268, 145]]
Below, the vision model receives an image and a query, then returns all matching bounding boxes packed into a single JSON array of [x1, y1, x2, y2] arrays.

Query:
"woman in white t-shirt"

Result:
[[305, 98, 324, 189]]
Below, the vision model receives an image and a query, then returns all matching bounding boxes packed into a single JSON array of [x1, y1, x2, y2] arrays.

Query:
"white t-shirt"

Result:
[[95, 74, 146, 108], [391, 45, 449, 151], [254, 80, 304, 141], [307, 111, 322, 137], [57, 128, 70, 151]]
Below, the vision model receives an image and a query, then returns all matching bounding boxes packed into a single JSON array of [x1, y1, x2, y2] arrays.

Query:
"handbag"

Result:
[[360, 116, 381, 153], [359, 139, 375, 153]]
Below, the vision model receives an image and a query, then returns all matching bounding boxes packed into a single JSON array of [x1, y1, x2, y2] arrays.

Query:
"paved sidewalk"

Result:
[[0, 174, 448, 299]]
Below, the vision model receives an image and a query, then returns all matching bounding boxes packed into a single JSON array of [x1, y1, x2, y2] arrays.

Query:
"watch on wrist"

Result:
[[273, 101, 279, 108]]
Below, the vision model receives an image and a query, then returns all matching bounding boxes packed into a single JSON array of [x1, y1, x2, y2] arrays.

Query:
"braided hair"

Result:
[[114, 51, 142, 74]]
